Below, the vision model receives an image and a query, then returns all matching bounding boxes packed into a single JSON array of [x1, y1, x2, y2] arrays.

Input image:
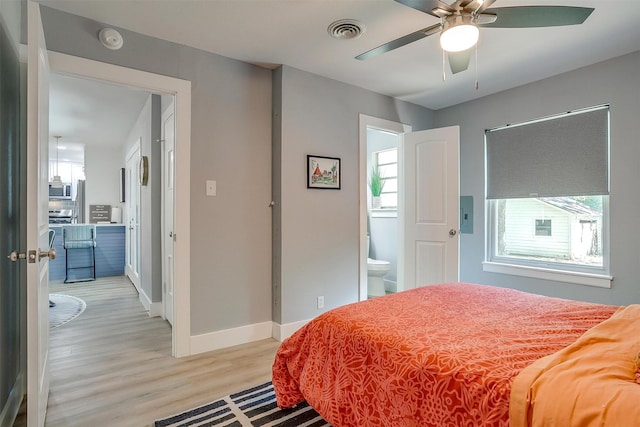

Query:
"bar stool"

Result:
[[63, 225, 97, 283]]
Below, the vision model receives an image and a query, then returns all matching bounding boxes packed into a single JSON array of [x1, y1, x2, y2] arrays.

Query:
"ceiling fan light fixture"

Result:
[[440, 15, 479, 53]]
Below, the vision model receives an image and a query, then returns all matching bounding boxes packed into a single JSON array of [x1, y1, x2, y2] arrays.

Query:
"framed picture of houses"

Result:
[[307, 155, 341, 189]]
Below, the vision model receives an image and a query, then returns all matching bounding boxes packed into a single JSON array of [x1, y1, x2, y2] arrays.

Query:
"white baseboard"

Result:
[[384, 279, 398, 293], [148, 302, 162, 318], [138, 289, 162, 318], [272, 319, 311, 342], [190, 321, 273, 355]]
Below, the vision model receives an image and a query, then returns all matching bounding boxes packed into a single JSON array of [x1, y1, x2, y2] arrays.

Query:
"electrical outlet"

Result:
[[206, 180, 216, 196], [317, 296, 324, 309]]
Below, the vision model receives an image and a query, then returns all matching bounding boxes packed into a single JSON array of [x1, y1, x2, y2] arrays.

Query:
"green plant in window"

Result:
[[369, 166, 385, 197]]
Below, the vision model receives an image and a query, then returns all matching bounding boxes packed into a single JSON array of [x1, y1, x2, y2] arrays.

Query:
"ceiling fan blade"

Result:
[[448, 49, 472, 74], [394, 0, 454, 18], [479, 6, 594, 28], [473, 0, 496, 14], [356, 24, 441, 61]]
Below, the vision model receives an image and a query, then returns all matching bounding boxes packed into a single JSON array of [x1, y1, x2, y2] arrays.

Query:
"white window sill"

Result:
[[482, 261, 612, 289], [370, 209, 397, 218]]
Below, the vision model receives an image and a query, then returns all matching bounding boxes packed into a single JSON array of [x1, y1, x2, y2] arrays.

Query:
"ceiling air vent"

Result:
[[327, 19, 365, 40]]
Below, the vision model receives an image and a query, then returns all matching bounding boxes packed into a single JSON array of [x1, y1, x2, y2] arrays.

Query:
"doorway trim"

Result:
[[48, 51, 192, 357], [358, 114, 411, 301], [124, 142, 142, 293]]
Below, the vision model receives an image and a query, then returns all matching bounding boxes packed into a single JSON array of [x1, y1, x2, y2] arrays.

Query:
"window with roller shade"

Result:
[[484, 105, 611, 287]]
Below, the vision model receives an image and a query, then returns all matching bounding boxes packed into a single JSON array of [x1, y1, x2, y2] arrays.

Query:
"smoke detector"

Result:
[[98, 28, 124, 50], [327, 19, 365, 40]]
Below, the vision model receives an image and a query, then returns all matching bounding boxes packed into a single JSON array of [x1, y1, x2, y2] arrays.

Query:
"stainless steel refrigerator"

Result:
[[74, 179, 86, 223]]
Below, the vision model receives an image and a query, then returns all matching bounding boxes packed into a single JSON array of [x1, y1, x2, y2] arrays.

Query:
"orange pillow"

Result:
[[635, 352, 640, 384]]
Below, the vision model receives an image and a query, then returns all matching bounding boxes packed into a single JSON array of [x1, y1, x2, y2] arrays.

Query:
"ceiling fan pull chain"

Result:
[[474, 43, 478, 90], [442, 48, 446, 82]]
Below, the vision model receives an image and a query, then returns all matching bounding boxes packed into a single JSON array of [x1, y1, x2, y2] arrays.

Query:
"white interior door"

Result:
[[125, 143, 141, 291], [162, 103, 175, 325], [399, 126, 459, 291], [26, 2, 51, 425]]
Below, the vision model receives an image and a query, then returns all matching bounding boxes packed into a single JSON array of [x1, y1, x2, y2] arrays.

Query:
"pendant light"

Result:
[[51, 135, 63, 188]]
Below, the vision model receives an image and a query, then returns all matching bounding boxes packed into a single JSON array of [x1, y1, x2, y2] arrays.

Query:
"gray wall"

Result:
[[434, 51, 640, 306], [84, 145, 123, 217], [40, 6, 273, 334], [273, 66, 434, 325], [121, 93, 162, 302]]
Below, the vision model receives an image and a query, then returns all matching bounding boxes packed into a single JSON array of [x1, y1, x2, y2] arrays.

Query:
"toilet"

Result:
[[367, 236, 391, 298]]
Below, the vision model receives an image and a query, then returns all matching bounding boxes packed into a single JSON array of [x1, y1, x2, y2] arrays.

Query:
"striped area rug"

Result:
[[154, 381, 330, 427]]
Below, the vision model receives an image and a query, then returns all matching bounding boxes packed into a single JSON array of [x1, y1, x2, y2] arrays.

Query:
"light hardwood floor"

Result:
[[15, 275, 280, 427]]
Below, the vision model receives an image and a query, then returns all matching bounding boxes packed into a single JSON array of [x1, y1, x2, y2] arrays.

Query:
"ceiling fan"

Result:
[[356, 0, 594, 74]]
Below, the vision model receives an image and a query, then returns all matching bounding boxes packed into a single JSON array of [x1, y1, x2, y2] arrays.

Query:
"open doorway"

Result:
[[358, 115, 411, 301], [359, 116, 460, 300], [47, 51, 191, 357]]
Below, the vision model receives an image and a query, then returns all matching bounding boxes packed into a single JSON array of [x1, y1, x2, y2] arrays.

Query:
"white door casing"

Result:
[[26, 2, 51, 425], [125, 142, 141, 292], [161, 102, 175, 325], [46, 51, 191, 356], [358, 115, 411, 301], [400, 126, 460, 291]]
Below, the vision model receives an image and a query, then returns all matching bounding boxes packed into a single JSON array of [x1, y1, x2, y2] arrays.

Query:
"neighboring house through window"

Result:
[[484, 105, 611, 288]]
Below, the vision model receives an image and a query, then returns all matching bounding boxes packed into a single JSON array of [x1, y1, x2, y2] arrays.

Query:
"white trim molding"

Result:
[[272, 319, 311, 342], [138, 289, 163, 318], [483, 261, 612, 288], [190, 322, 273, 355], [48, 51, 192, 357]]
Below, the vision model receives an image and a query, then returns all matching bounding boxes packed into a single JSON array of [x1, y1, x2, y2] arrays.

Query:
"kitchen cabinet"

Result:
[[49, 224, 125, 281]]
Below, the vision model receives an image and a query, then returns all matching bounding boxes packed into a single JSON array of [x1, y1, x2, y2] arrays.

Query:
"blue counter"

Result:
[[49, 224, 125, 281]]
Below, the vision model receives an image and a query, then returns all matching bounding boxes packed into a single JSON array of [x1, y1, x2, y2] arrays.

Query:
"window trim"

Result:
[[484, 197, 611, 288], [484, 106, 611, 288], [371, 148, 398, 218]]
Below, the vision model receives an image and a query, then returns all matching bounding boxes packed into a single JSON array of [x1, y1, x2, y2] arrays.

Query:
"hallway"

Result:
[[14, 276, 279, 427]]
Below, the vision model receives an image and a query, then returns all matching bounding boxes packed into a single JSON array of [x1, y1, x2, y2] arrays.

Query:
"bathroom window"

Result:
[[373, 148, 397, 217]]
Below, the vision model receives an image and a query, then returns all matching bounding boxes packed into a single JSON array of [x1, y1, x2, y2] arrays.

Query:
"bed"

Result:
[[272, 283, 640, 426]]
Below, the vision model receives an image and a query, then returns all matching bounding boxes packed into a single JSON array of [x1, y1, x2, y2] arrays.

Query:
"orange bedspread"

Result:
[[510, 304, 640, 427], [272, 283, 618, 427]]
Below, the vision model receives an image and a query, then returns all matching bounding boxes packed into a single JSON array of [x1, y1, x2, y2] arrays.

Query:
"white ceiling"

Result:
[[49, 73, 150, 162], [44, 0, 640, 157]]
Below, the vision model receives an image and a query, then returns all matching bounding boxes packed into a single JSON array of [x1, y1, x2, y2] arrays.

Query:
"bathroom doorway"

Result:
[[358, 115, 461, 301], [358, 115, 411, 301]]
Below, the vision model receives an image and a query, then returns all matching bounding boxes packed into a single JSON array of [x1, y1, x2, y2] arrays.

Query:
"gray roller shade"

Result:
[[485, 106, 609, 199]]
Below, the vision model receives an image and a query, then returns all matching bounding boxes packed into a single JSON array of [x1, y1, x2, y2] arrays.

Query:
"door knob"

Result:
[[449, 229, 458, 237], [8, 248, 55, 263], [39, 248, 56, 260], [7, 251, 26, 262]]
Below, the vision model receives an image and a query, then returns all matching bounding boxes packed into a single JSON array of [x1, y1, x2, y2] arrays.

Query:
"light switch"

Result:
[[206, 180, 216, 196]]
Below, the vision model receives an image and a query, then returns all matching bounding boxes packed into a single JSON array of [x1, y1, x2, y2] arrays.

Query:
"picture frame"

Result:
[[307, 155, 341, 190]]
